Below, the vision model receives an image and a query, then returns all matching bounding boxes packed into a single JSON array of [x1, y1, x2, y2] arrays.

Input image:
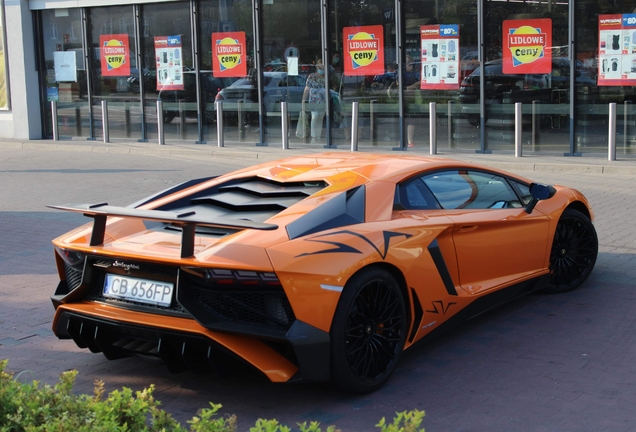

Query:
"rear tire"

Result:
[[330, 267, 407, 393], [544, 208, 598, 293]]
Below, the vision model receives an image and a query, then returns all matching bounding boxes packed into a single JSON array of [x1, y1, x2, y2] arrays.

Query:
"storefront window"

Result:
[[88, 6, 140, 140], [140, 1, 194, 141], [31, 0, 635, 156], [575, 0, 636, 156], [403, 0, 479, 151], [483, 0, 570, 153], [262, 0, 323, 145], [199, 0, 253, 143], [329, 0, 397, 148], [41, 8, 89, 139]]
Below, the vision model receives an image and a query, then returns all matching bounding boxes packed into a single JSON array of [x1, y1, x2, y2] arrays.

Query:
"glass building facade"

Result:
[[14, 0, 636, 155]]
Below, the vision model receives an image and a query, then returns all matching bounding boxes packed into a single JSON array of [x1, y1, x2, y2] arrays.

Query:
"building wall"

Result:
[[1, 0, 42, 139]]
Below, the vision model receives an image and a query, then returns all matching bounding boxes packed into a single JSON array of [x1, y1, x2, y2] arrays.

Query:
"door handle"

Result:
[[458, 225, 478, 232]]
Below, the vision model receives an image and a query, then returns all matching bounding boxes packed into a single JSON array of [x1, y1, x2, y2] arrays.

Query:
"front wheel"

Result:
[[545, 208, 598, 293], [330, 267, 407, 393]]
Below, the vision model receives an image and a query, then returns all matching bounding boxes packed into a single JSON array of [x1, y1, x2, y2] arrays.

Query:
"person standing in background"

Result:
[[402, 55, 421, 147], [302, 59, 327, 143], [331, 52, 343, 74]]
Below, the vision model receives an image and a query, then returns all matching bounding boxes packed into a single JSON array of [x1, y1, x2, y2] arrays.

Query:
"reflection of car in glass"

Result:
[[459, 58, 595, 126], [216, 72, 307, 106], [126, 70, 156, 93], [460, 50, 479, 80], [214, 71, 310, 124], [127, 69, 236, 123], [48, 153, 597, 393]]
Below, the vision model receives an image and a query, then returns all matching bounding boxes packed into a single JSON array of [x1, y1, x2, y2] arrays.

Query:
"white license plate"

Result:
[[103, 274, 174, 307]]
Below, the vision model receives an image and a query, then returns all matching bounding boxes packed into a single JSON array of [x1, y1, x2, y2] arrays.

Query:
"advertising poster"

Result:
[[154, 35, 184, 91], [100, 34, 130, 77], [343, 25, 384, 76], [212, 31, 247, 78], [598, 14, 636, 86], [502, 18, 552, 75], [420, 24, 460, 90]]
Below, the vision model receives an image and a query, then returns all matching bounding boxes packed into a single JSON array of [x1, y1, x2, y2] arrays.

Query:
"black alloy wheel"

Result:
[[330, 267, 407, 393], [545, 208, 598, 293]]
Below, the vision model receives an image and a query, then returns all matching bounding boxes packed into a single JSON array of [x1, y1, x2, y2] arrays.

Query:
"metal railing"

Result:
[[48, 98, 631, 160]]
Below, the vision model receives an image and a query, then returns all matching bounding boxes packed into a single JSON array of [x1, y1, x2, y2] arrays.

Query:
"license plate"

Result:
[[103, 274, 174, 307]]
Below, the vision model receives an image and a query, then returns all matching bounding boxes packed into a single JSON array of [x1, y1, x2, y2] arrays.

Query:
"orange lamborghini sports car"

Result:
[[49, 153, 598, 393]]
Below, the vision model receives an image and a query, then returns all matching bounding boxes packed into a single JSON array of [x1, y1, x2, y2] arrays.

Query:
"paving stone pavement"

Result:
[[1, 138, 636, 431]]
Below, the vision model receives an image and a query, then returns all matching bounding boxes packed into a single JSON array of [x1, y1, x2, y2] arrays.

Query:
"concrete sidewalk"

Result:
[[2, 137, 636, 176]]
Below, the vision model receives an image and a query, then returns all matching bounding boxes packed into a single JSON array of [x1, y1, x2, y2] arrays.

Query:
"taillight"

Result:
[[54, 247, 85, 291], [54, 246, 85, 268], [182, 267, 280, 288], [215, 93, 224, 101]]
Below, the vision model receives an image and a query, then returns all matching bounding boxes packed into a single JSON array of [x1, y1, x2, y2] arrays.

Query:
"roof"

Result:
[[226, 153, 498, 185]]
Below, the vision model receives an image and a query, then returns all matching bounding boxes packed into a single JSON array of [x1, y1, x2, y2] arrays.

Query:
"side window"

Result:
[[395, 178, 440, 210], [422, 170, 521, 209]]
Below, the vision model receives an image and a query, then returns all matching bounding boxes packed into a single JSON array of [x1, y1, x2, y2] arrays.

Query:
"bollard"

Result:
[[532, 100, 538, 151], [351, 101, 359, 151], [101, 100, 109, 143], [429, 102, 437, 154], [515, 102, 522, 157], [216, 101, 224, 147], [447, 100, 453, 148], [281, 101, 289, 149], [608, 102, 616, 161], [179, 100, 186, 140], [124, 103, 131, 137], [51, 101, 59, 141], [157, 100, 165, 145], [369, 99, 377, 145], [75, 106, 82, 136]]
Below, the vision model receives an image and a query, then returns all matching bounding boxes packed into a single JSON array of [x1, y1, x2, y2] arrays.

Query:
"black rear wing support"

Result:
[[47, 203, 278, 258]]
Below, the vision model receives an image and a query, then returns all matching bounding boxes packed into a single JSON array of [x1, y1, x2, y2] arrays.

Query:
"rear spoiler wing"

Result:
[[47, 203, 278, 258]]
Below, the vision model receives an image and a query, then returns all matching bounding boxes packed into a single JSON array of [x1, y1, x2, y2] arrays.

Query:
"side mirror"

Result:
[[524, 183, 556, 214]]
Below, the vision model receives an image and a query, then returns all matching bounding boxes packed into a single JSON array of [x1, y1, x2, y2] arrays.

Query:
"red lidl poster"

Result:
[[598, 14, 636, 86], [100, 34, 130, 77], [502, 18, 552, 74], [420, 24, 460, 90], [343, 25, 384, 76], [212, 31, 247, 78], [154, 35, 184, 91]]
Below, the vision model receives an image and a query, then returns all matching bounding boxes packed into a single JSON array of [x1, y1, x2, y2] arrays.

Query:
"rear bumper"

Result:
[[52, 303, 330, 382]]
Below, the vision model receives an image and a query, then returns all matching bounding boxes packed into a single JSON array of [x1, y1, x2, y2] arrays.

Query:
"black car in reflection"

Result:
[[458, 58, 595, 126]]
